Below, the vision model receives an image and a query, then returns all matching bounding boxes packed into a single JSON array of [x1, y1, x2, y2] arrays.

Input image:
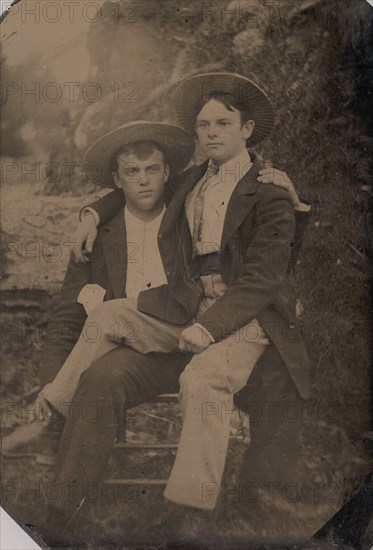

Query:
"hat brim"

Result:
[[172, 72, 274, 146], [84, 121, 196, 188]]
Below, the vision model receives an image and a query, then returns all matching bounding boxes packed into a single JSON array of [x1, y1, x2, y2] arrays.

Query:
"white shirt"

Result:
[[124, 206, 167, 299], [185, 149, 253, 255]]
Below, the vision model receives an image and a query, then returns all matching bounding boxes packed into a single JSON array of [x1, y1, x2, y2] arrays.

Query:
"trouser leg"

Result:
[[42, 298, 186, 417], [234, 345, 316, 530], [234, 348, 342, 543], [52, 346, 190, 532], [236, 346, 308, 487], [164, 320, 269, 510]]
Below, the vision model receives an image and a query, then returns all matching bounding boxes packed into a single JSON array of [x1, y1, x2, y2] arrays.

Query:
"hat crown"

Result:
[[84, 121, 195, 188], [172, 72, 274, 146]]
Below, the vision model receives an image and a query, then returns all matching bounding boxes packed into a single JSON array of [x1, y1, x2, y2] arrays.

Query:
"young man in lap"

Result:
[[2, 121, 196, 445]]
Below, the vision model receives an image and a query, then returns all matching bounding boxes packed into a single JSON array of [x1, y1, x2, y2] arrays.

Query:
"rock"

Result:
[[226, 1, 264, 30], [232, 29, 265, 59], [75, 21, 171, 152], [1, 184, 109, 299]]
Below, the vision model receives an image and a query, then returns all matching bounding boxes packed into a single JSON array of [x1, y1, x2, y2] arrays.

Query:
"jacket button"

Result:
[[288, 321, 296, 329]]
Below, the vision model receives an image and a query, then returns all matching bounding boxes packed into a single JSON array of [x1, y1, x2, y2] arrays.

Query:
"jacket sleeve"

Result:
[[197, 188, 296, 342], [39, 255, 91, 386], [80, 189, 124, 227], [79, 169, 196, 225]]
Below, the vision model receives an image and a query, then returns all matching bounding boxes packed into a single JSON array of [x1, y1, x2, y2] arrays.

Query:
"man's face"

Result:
[[195, 99, 254, 164], [113, 149, 169, 213]]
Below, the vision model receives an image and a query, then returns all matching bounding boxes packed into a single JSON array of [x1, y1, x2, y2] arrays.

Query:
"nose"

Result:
[[138, 170, 149, 186], [207, 124, 218, 138]]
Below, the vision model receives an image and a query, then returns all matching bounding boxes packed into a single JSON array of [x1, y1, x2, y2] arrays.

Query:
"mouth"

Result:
[[139, 190, 154, 196], [206, 143, 223, 147]]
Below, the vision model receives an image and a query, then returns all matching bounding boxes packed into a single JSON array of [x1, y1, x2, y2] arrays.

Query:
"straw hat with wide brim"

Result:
[[172, 72, 274, 146], [83, 121, 196, 188]]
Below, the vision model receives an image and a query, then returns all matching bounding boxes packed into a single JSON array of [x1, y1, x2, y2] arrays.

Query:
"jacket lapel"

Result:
[[160, 157, 261, 251], [101, 208, 127, 298], [221, 158, 261, 252], [159, 162, 208, 235]]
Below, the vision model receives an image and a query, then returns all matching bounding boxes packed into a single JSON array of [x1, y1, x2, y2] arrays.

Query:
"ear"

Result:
[[242, 120, 255, 140], [112, 172, 121, 188], [164, 164, 170, 181]]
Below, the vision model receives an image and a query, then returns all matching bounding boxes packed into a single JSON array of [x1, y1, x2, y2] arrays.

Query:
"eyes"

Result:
[[148, 165, 161, 174], [123, 167, 137, 177], [196, 121, 231, 129], [122, 165, 161, 178]]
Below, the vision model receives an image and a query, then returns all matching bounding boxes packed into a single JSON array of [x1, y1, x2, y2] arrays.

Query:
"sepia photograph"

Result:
[[1, 0, 372, 548]]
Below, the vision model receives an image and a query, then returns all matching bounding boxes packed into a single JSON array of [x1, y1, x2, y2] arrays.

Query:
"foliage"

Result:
[[0, 54, 29, 157]]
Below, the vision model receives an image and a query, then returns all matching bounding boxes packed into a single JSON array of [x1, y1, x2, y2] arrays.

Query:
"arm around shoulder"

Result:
[[79, 188, 124, 226]]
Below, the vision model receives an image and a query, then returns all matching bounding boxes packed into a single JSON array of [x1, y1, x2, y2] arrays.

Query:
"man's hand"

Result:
[[33, 392, 53, 422], [179, 324, 213, 354], [258, 167, 303, 209], [72, 212, 98, 263]]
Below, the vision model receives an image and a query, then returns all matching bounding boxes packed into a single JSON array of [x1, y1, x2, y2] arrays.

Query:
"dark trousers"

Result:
[[234, 347, 339, 542], [53, 346, 191, 520], [236, 345, 308, 487]]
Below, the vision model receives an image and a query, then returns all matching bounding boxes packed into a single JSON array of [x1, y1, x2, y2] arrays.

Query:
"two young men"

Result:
[[67, 73, 312, 515], [5, 72, 312, 543]]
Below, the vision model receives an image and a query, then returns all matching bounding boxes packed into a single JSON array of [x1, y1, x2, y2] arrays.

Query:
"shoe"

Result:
[[1, 418, 62, 456], [37, 506, 71, 547], [179, 507, 215, 543], [160, 501, 215, 543], [39, 498, 96, 547]]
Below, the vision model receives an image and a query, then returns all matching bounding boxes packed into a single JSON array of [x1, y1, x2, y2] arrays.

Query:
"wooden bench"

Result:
[[106, 393, 250, 487]]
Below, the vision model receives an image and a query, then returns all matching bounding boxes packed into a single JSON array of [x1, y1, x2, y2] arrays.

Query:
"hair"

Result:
[[194, 92, 252, 126], [110, 141, 169, 175]]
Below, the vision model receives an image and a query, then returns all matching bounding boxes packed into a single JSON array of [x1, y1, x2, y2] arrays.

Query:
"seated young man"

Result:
[[65, 72, 312, 516]]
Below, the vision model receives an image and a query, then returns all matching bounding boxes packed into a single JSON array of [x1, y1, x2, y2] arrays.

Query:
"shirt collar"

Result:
[[208, 149, 252, 182], [124, 204, 166, 226]]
